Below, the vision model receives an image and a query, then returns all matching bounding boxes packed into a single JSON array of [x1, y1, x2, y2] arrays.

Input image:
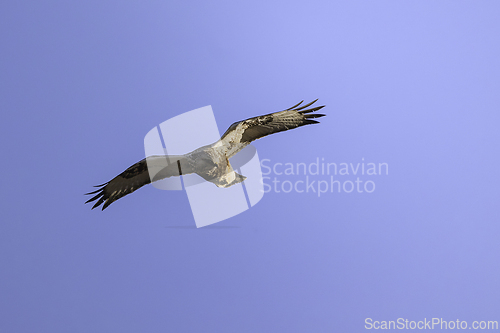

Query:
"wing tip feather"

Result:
[[285, 100, 304, 110], [295, 99, 318, 111]]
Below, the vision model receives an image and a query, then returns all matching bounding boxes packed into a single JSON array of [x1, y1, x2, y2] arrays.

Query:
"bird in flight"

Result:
[[86, 99, 326, 210]]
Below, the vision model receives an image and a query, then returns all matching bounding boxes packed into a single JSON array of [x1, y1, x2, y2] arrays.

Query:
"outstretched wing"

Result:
[[220, 99, 326, 145], [85, 155, 188, 210]]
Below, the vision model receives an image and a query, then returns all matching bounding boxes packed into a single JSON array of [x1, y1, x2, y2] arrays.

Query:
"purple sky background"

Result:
[[1, 1, 499, 331]]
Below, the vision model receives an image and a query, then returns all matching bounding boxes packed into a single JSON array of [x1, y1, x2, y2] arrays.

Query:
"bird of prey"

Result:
[[86, 99, 325, 210]]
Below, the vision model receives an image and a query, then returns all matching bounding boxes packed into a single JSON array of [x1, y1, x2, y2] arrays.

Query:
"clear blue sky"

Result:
[[1, 1, 499, 332]]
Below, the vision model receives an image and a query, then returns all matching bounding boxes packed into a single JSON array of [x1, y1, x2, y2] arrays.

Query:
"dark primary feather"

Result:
[[85, 158, 152, 210], [221, 99, 326, 143], [86, 155, 188, 210]]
